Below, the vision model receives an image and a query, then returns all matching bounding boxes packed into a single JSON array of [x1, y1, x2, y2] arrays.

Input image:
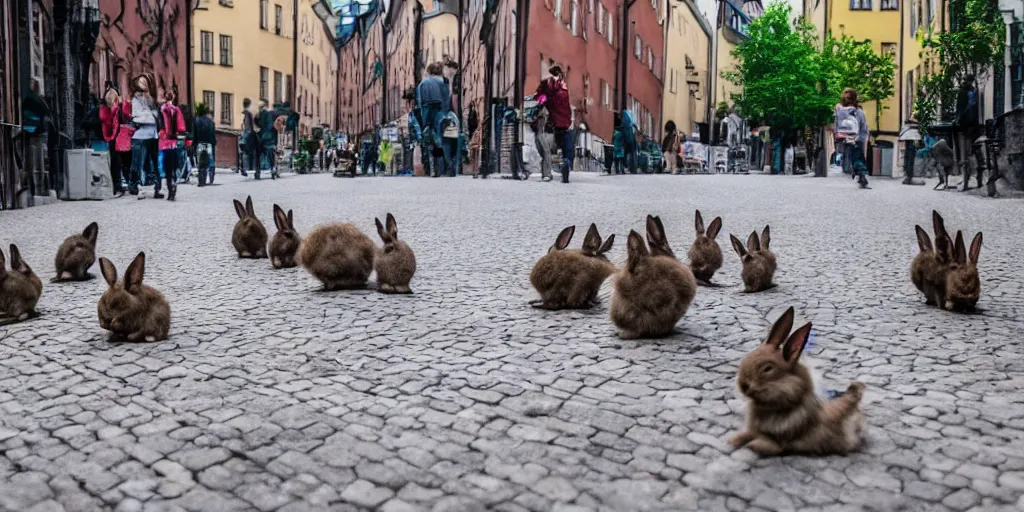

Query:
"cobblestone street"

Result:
[[2, 172, 1023, 512]]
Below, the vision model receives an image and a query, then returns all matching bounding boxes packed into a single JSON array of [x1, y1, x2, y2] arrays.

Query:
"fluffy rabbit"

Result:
[[530, 223, 616, 309], [54, 222, 99, 281], [730, 307, 866, 456], [610, 216, 696, 339], [910, 212, 953, 307], [97, 252, 171, 342], [0, 244, 43, 322], [374, 213, 417, 294], [269, 204, 301, 269], [645, 215, 675, 258], [688, 210, 723, 285], [232, 196, 268, 258], [945, 230, 982, 312], [298, 223, 376, 290], [729, 225, 776, 292]]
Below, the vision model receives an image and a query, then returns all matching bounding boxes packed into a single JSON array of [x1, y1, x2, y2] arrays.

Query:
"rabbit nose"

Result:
[[740, 382, 750, 394]]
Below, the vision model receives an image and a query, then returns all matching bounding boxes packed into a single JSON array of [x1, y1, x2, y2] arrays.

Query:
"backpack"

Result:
[[836, 106, 860, 143]]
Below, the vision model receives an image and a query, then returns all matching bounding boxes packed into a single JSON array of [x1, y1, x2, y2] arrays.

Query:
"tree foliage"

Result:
[[823, 35, 897, 136], [724, 4, 835, 138]]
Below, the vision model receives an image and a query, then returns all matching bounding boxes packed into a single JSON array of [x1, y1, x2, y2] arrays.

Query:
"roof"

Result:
[[678, 0, 713, 38]]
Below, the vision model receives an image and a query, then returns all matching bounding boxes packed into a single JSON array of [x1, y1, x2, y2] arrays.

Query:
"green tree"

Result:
[[824, 35, 897, 139]]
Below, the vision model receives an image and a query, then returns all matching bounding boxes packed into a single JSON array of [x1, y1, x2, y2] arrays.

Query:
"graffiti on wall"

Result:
[[94, 0, 186, 101]]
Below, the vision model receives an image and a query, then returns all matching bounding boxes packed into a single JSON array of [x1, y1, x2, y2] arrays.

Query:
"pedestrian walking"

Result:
[[536, 65, 573, 183], [955, 75, 983, 189], [240, 98, 257, 177], [159, 91, 185, 200], [100, 84, 131, 196], [417, 62, 452, 177], [834, 88, 870, 189], [255, 101, 279, 179], [194, 105, 217, 186], [662, 121, 680, 175], [533, 106, 554, 181], [128, 73, 165, 199], [20, 79, 50, 196]]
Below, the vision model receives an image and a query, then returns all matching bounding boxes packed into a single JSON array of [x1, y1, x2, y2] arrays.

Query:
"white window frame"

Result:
[[634, 35, 641, 58], [571, 0, 579, 35]]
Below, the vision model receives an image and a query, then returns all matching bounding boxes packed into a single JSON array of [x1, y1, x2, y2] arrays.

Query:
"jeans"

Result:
[[535, 131, 553, 179], [161, 149, 179, 188], [554, 128, 574, 172], [109, 150, 131, 193], [845, 141, 869, 185], [131, 138, 159, 189]]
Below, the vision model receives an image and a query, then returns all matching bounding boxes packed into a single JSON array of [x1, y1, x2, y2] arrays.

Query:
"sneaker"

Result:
[[152, 191, 165, 199], [137, 191, 147, 200], [167, 186, 176, 202], [129, 187, 139, 196]]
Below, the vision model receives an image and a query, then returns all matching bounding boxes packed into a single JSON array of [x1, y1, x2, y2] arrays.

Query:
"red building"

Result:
[[623, 0, 664, 140]]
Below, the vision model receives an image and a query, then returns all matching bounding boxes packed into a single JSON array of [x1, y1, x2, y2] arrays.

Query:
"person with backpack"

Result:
[[834, 88, 870, 189], [239, 98, 257, 177], [955, 75, 982, 189], [159, 91, 185, 200], [662, 121, 680, 175], [193, 105, 217, 187], [129, 73, 165, 199], [100, 85, 132, 196], [536, 65, 573, 183]]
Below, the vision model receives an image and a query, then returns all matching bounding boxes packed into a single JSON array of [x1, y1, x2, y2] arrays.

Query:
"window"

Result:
[[910, 0, 918, 33], [601, 79, 610, 109], [554, 0, 563, 20], [221, 93, 233, 125], [596, 5, 603, 34], [571, 0, 579, 35], [203, 90, 215, 114], [669, 68, 677, 93], [219, 35, 232, 66], [200, 31, 214, 64], [648, 46, 654, 71], [260, 67, 269, 100], [606, 11, 613, 44], [881, 0, 897, 9], [634, 35, 642, 58], [275, 71, 283, 103], [881, 42, 897, 59], [275, 5, 283, 35], [849, 0, 871, 10], [260, 0, 268, 29], [286, 75, 292, 103]]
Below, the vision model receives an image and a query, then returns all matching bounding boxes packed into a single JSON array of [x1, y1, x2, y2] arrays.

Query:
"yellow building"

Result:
[[900, 0, 947, 123], [193, 0, 296, 132], [805, 0, 903, 139], [297, 0, 339, 134], [710, 0, 759, 116], [664, 0, 712, 137], [421, 0, 459, 66]]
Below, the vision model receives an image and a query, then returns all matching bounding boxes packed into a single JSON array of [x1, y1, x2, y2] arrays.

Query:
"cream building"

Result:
[[193, 0, 296, 132], [663, 0, 712, 137], [297, 0, 339, 134]]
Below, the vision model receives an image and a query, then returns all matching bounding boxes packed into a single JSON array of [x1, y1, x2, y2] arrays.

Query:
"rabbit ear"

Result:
[[730, 234, 747, 257], [245, 196, 255, 217], [83, 222, 99, 246], [695, 210, 705, 235], [598, 233, 615, 255], [706, 217, 722, 240], [287, 210, 294, 229], [273, 204, 288, 231], [581, 223, 602, 255], [968, 232, 982, 265], [375, 218, 392, 244], [932, 210, 947, 240], [782, 322, 812, 364], [746, 231, 760, 253], [646, 215, 666, 248], [386, 213, 398, 239], [8, 244, 30, 273], [99, 257, 118, 287], [626, 230, 648, 272], [124, 252, 146, 293], [233, 200, 247, 219], [761, 225, 771, 250], [0, 248, 6, 279], [915, 225, 933, 252], [554, 225, 575, 251], [954, 231, 967, 264], [935, 234, 953, 263], [765, 307, 795, 348]]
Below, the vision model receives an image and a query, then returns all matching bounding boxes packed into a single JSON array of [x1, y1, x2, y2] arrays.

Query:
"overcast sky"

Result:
[[694, 0, 803, 26]]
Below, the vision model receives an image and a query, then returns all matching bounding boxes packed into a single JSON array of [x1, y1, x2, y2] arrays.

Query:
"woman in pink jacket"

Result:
[[99, 86, 134, 196], [159, 91, 187, 198]]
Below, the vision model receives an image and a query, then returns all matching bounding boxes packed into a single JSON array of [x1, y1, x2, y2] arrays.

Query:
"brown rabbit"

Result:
[[730, 307, 866, 456], [729, 225, 776, 292], [374, 213, 417, 294], [610, 218, 696, 339], [97, 252, 171, 342], [645, 215, 675, 258], [530, 224, 616, 310], [269, 204, 301, 269], [910, 222, 952, 307], [54, 222, 99, 281], [0, 244, 43, 323], [688, 210, 723, 285], [945, 230, 982, 312], [232, 196, 268, 258], [298, 223, 376, 290]]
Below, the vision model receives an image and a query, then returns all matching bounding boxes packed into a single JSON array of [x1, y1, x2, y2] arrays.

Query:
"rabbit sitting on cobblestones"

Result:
[[269, 204, 301, 269], [0, 244, 43, 323], [298, 223, 375, 291], [731, 307, 866, 456], [688, 210, 723, 285], [730, 226, 776, 293], [530, 224, 615, 310], [374, 213, 416, 294], [54, 222, 98, 282], [97, 252, 170, 342], [232, 196, 268, 259]]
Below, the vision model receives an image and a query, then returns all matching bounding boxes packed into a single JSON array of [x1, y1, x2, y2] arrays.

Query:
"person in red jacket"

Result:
[[99, 84, 133, 196], [159, 91, 186, 200], [536, 65, 573, 183]]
